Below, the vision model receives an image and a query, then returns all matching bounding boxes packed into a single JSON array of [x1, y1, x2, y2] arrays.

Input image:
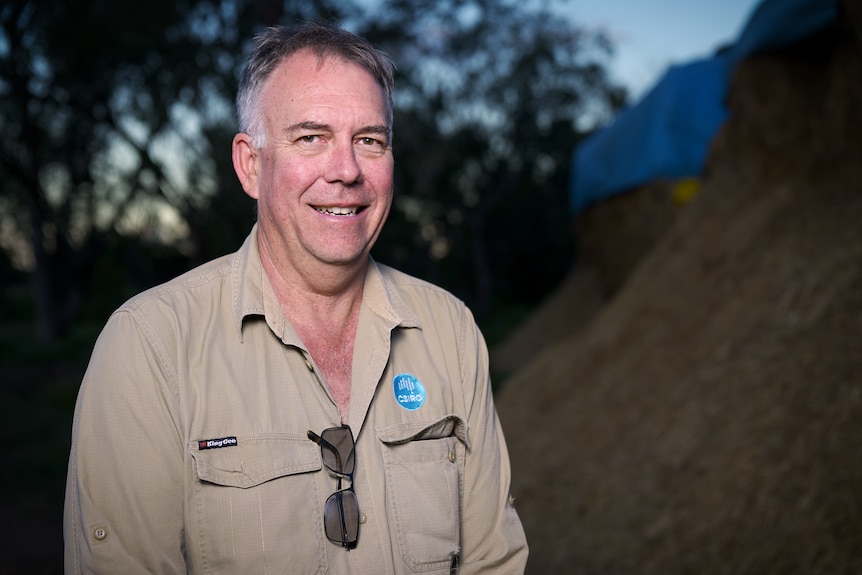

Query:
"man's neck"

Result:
[[258, 236, 366, 421], [257, 232, 367, 313]]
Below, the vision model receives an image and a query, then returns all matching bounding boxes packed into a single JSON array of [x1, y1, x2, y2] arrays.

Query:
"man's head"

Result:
[[231, 22, 396, 281], [237, 22, 395, 148]]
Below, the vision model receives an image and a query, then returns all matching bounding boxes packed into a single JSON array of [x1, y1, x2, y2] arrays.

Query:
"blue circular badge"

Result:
[[393, 373, 426, 411]]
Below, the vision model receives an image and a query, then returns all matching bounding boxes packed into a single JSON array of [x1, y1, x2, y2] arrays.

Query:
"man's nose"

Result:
[[325, 141, 362, 184]]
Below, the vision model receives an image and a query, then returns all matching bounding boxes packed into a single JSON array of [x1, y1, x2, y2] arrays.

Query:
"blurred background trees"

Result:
[[0, 0, 626, 346]]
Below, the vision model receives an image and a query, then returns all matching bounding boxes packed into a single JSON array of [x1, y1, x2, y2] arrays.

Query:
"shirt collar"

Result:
[[363, 258, 421, 330], [232, 224, 421, 341]]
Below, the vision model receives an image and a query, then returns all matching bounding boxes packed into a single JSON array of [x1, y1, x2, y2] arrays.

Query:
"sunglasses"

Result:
[[307, 425, 359, 549]]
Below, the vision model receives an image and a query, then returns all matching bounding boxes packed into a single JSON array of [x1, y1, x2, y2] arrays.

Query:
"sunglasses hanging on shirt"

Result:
[[308, 425, 359, 549]]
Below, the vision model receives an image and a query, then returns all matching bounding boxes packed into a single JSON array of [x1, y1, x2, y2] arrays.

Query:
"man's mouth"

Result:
[[314, 206, 361, 216]]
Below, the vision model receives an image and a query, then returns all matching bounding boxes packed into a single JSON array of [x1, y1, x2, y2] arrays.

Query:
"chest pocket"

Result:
[[190, 435, 326, 574], [377, 415, 468, 573]]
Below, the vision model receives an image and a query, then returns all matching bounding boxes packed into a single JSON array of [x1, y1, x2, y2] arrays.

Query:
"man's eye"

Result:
[[358, 137, 385, 148], [299, 135, 319, 143]]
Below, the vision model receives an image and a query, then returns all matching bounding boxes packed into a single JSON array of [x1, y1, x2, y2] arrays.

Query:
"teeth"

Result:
[[315, 206, 359, 216]]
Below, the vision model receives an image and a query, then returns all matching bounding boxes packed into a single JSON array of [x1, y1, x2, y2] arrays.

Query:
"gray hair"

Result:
[[236, 22, 396, 148]]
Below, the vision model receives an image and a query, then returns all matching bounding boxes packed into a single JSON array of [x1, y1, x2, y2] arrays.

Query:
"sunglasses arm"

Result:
[[307, 429, 345, 471]]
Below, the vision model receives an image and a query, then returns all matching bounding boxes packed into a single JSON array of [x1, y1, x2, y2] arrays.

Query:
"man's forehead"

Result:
[[263, 52, 388, 122], [272, 49, 376, 87]]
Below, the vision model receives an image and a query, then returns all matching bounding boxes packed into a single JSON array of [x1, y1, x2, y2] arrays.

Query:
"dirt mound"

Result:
[[490, 176, 691, 378], [495, 4, 862, 574]]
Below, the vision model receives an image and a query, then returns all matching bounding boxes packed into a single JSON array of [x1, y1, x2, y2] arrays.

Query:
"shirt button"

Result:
[[305, 359, 314, 371], [93, 527, 108, 541], [359, 513, 367, 524], [448, 450, 455, 463]]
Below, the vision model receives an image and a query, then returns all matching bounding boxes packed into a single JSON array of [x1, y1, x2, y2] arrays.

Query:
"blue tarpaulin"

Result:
[[570, 0, 840, 214]]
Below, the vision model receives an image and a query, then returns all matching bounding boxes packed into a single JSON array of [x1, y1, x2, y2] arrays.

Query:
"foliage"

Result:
[[0, 0, 626, 342], [1, 0, 248, 339]]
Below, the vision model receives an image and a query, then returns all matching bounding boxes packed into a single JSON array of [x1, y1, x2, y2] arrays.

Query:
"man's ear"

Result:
[[232, 132, 260, 199]]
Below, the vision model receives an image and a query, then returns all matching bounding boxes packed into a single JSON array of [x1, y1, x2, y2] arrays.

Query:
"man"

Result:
[[64, 22, 528, 574]]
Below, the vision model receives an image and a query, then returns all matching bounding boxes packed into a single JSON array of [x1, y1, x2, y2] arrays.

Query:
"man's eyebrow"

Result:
[[286, 121, 330, 134], [358, 125, 390, 136]]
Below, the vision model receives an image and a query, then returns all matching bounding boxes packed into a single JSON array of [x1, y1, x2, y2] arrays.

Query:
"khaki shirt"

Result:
[[64, 226, 528, 574]]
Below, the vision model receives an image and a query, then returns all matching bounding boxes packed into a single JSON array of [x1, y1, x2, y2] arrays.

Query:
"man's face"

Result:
[[236, 49, 394, 275]]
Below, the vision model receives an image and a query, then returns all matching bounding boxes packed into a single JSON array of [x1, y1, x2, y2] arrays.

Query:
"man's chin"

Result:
[[314, 248, 372, 268]]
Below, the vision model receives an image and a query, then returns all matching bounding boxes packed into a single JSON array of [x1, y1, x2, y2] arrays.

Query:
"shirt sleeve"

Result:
[[64, 308, 187, 574], [457, 308, 529, 574]]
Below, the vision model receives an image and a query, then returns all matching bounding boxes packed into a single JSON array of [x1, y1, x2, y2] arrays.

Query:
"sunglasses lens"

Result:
[[324, 489, 359, 548], [321, 427, 355, 475]]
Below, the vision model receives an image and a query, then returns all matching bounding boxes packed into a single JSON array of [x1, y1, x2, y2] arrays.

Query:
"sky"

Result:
[[565, 0, 762, 100]]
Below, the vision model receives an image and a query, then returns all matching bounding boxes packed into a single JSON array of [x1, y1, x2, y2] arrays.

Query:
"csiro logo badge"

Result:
[[393, 373, 426, 411]]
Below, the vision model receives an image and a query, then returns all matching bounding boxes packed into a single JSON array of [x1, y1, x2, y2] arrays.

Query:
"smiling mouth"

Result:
[[314, 206, 362, 216]]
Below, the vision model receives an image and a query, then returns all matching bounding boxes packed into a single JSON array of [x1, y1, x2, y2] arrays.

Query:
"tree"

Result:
[[0, 0, 317, 340], [1, 0, 223, 339]]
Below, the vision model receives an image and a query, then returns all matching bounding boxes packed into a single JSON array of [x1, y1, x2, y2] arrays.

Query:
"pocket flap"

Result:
[[376, 414, 469, 448], [190, 434, 321, 488]]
